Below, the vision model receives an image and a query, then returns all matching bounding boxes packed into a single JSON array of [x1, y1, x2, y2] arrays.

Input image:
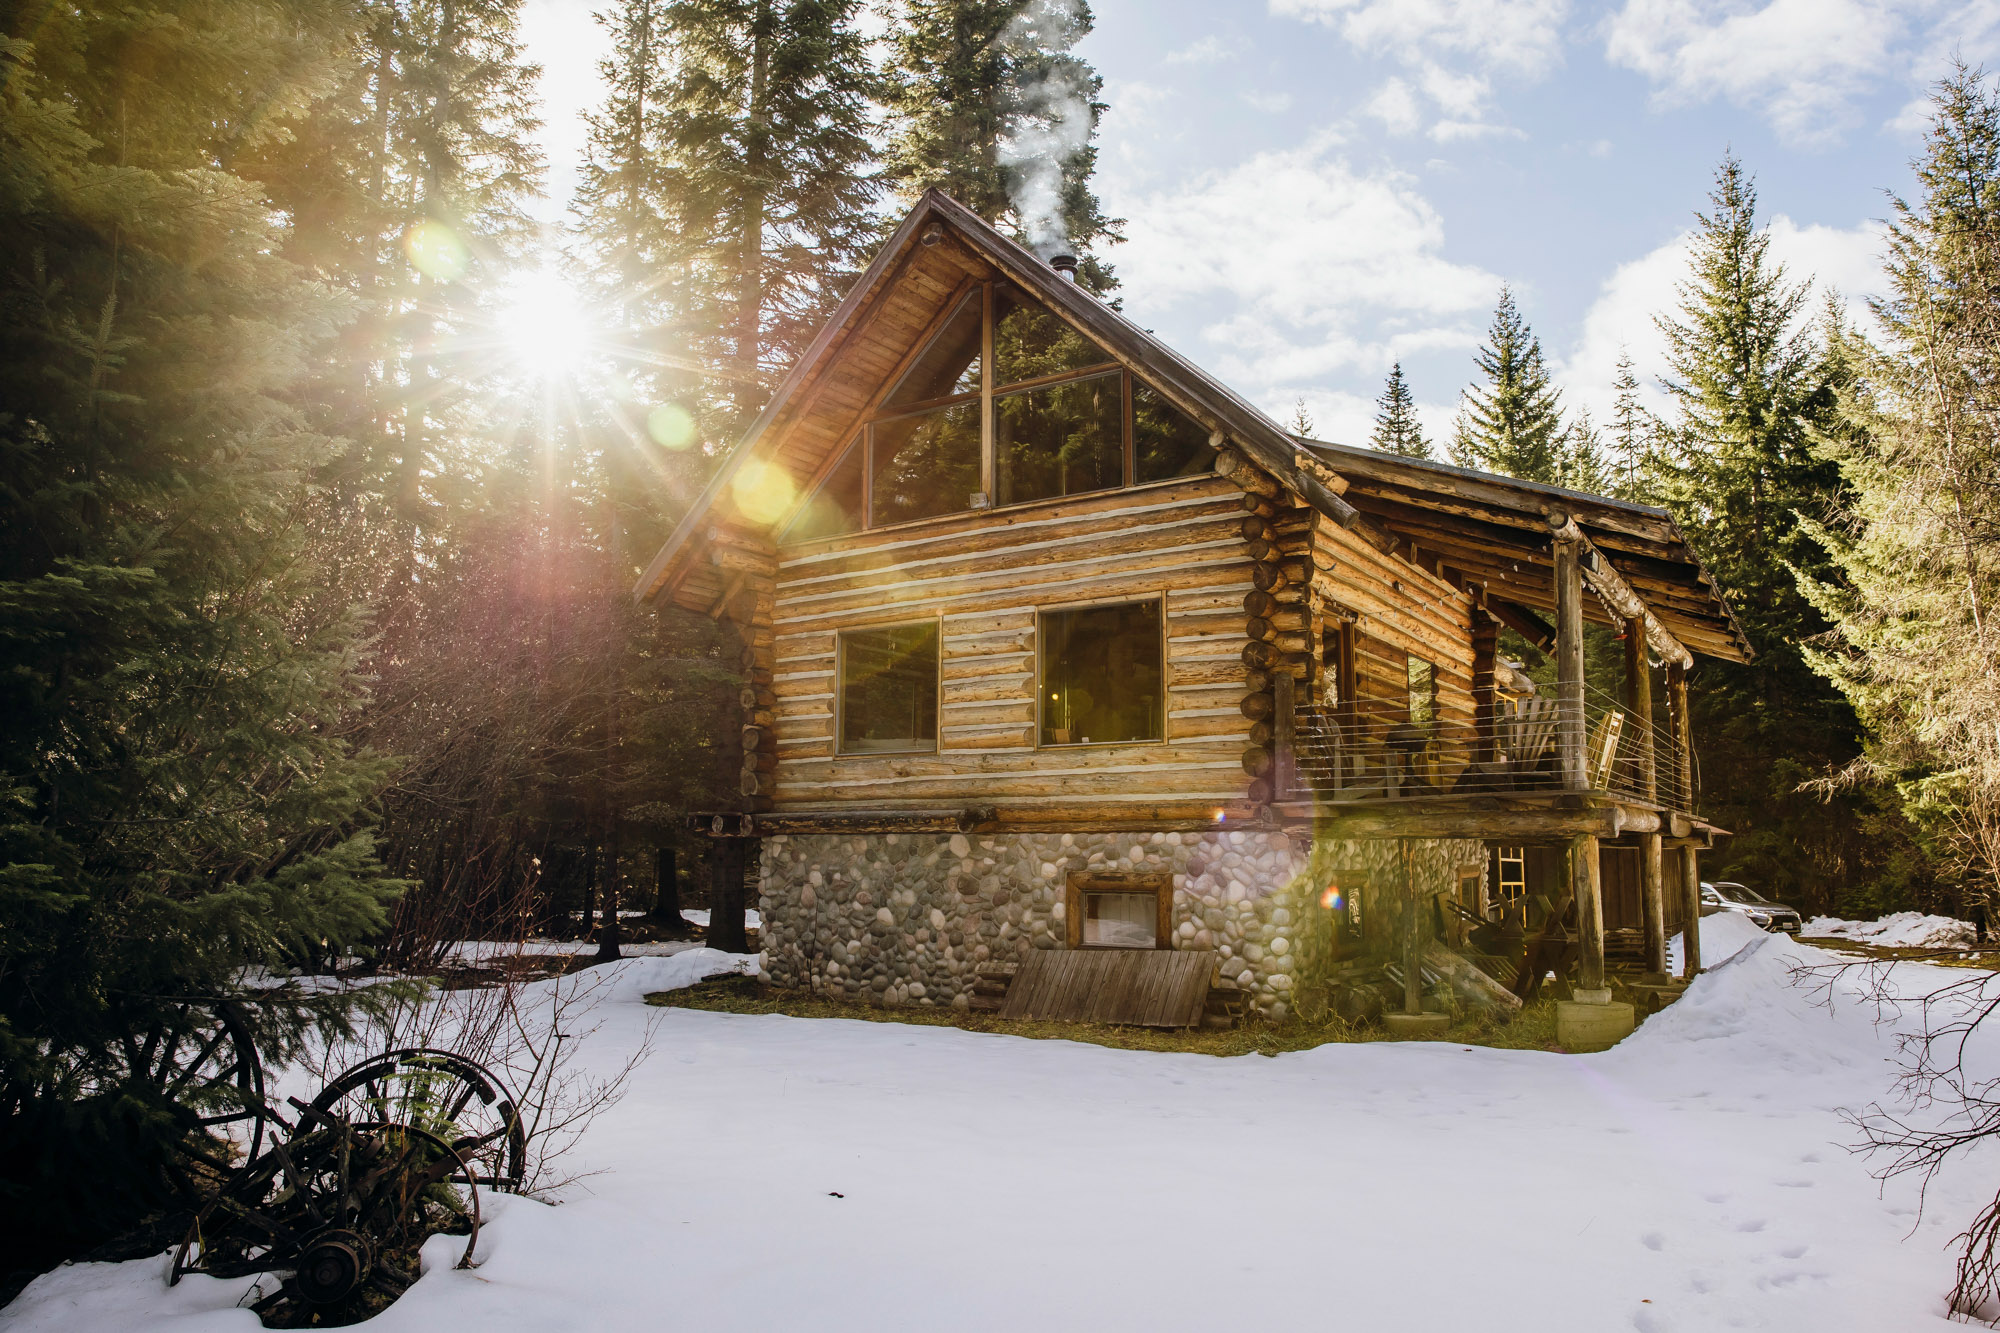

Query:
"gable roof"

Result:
[[634, 189, 1750, 664]]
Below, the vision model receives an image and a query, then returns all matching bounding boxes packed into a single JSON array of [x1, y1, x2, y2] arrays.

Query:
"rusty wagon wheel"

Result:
[[309, 1048, 525, 1192], [109, 998, 270, 1189], [171, 1115, 480, 1327]]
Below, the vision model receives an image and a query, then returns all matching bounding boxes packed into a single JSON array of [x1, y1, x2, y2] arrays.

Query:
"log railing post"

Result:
[[1665, 661, 1693, 814], [1273, 668, 1297, 801], [1551, 524, 1586, 791]]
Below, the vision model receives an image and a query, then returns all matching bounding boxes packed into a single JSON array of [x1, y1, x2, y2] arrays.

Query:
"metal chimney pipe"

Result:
[[1049, 253, 1078, 283]]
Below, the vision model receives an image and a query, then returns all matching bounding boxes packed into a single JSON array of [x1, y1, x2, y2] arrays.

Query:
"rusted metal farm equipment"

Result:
[[161, 1017, 523, 1327]]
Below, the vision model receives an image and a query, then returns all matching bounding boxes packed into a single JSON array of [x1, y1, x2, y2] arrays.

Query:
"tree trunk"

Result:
[[596, 829, 623, 962], [652, 844, 689, 931]]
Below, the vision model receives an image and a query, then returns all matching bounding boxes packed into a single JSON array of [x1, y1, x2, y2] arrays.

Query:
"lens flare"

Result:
[[1320, 884, 1343, 910], [496, 268, 591, 376], [646, 403, 698, 450], [404, 221, 469, 282], [730, 459, 796, 525]]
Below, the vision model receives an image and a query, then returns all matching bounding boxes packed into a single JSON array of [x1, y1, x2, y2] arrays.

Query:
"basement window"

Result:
[[995, 369, 1124, 505], [1066, 873, 1172, 949], [837, 623, 939, 754], [1407, 655, 1437, 726], [1039, 600, 1163, 746]]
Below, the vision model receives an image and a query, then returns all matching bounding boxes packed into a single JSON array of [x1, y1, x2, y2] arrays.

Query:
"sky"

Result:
[[520, 0, 2000, 447]]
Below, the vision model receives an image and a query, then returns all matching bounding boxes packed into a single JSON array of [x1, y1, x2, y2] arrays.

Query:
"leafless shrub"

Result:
[[1792, 951, 2000, 1321]]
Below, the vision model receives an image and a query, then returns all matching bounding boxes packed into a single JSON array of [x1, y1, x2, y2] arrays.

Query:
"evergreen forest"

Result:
[[4, 0, 1999, 1286]]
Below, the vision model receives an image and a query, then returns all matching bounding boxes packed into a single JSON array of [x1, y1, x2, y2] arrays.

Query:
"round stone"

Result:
[[949, 834, 970, 858], [1271, 936, 1290, 956]]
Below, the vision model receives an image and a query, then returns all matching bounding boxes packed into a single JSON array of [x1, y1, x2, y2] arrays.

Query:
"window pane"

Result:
[[1133, 381, 1218, 483], [884, 291, 981, 407], [870, 403, 980, 525], [993, 284, 1114, 386], [784, 440, 863, 542], [995, 370, 1122, 506], [1407, 656, 1437, 725], [839, 624, 938, 753], [1083, 891, 1157, 948], [1040, 601, 1162, 745]]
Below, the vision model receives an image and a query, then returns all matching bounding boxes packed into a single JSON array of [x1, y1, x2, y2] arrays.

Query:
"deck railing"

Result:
[[1282, 684, 1694, 812]]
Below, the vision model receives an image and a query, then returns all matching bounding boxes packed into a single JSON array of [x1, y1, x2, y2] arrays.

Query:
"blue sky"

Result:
[[524, 0, 1998, 445]]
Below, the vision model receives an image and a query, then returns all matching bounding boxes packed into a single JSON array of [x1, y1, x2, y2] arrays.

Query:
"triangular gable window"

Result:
[[784, 438, 864, 542], [884, 291, 982, 408], [993, 283, 1116, 386]]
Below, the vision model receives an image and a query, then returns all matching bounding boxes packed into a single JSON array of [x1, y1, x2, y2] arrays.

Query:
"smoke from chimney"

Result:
[[996, 0, 1094, 263]]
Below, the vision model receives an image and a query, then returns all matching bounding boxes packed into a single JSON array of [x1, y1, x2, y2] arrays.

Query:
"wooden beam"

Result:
[[1678, 842, 1703, 978], [1486, 597, 1556, 651], [1642, 831, 1668, 978], [1298, 803, 1659, 840], [1547, 510, 1693, 669]]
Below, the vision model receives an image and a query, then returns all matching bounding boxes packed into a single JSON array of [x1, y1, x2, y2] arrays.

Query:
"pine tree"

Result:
[[886, 0, 1120, 289], [1608, 349, 1652, 499], [645, 0, 884, 416], [1290, 398, 1315, 436], [0, 3, 403, 1261], [1802, 67, 2000, 918], [1555, 410, 1614, 493], [1646, 154, 1873, 909], [1450, 287, 1565, 481], [1369, 362, 1433, 458]]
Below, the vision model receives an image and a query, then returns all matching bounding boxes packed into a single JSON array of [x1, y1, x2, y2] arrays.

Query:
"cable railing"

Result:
[[1283, 683, 1695, 813]]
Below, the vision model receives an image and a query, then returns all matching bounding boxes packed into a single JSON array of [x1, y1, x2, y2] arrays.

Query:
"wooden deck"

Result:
[[999, 948, 1216, 1028]]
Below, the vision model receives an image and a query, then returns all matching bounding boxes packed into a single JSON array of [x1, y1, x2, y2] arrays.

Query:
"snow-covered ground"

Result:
[[1802, 911, 1978, 949], [7, 919, 1996, 1332]]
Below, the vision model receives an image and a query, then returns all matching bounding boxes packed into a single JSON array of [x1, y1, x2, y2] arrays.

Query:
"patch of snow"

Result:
[[1802, 911, 1976, 949], [7, 918, 1989, 1332], [677, 908, 761, 929]]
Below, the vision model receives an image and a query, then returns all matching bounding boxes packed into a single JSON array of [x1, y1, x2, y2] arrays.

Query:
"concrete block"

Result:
[[1558, 999, 1636, 1052]]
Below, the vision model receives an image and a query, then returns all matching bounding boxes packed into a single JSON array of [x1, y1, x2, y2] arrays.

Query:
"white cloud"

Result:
[[1110, 132, 1499, 425], [1273, 0, 1570, 78], [1164, 34, 1249, 65], [1273, 0, 1566, 140], [1243, 90, 1296, 113], [1603, 0, 1909, 146], [1560, 215, 1885, 426], [1430, 119, 1527, 143], [1362, 78, 1423, 135]]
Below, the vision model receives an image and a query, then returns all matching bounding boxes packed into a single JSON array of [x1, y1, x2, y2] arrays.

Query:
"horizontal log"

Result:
[[1242, 745, 1274, 777], [1547, 511, 1694, 668], [742, 750, 778, 775], [710, 545, 776, 573], [1247, 775, 1274, 804], [1243, 667, 1273, 695], [1239, 493, 1276, 517], [1243, 589, 1279, 618], [1248, 718, 1274, 747], [1248, 606, 1307, 633], [1244, 537, 1276, 562], [1240, 515, 1271, 542], [1242, 640, 1278, 671], [740, 686, 777, 710], [1250, 562, 1291, 593], [1240, 691, 1275, 721], [741, 771, 773, 797], [741, 725, 770, 753]]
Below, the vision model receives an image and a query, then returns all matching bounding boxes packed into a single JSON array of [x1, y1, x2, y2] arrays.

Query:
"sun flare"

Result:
[[496, 268, 592, 377]]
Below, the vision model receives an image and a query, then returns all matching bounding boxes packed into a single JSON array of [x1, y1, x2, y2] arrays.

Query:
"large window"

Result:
[[838, 623, 939, 754], [1039, 600, 1163, 746], [785, 281, 1217, 539]]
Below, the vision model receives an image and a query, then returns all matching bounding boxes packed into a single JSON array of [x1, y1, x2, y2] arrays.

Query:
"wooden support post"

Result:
[[1678, 843, 1703, 979], [1471, 607, 1499, 766], [1626, 617, 1667, 978], [1571, 833, 1607, 997], [1553, 534, 1586, 791], [1273, 669, 1296, 800]]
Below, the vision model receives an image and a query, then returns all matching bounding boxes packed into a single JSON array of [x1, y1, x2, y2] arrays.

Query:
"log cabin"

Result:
[[634, 190, 1750, 1024]]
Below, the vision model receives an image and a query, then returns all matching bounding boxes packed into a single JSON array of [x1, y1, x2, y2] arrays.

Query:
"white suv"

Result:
[[1699, 881, 1802, 933]]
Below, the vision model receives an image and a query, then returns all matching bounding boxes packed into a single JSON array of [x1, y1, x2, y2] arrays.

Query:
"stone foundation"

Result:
[[755, 829, 1487, 1019]]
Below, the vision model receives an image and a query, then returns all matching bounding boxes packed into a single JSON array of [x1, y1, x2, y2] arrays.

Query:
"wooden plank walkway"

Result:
[[999, 948, 1215, 1028]]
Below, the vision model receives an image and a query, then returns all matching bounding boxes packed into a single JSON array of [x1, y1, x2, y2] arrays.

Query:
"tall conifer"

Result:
[[1449, 287, 1565, 481], [886, 0, 1119, 288], [1608, 349, 1652, 498], [1368, 362, 1433, 458]]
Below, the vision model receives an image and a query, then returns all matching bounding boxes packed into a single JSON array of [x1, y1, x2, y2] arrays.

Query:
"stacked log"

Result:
[[711, 526, 779, 811], [1215, 446, 1315, 802]]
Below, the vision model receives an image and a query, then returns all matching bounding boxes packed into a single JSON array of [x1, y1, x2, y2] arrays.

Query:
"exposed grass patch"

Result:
[[646, 975, 1572, 1056], [1798, 937, 2000, 971]]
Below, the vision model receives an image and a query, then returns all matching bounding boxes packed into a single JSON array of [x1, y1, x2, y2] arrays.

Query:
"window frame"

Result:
[[1064, 871, 1174, 951], [1034, 594, 1168, 750], [833, 618, 943, 757], [784, 280, 1214, 543]]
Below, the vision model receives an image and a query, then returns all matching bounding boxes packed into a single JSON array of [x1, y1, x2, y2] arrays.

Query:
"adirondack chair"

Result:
[[1503, 696, 1560, 781], [1586, 709, 1626, 790]]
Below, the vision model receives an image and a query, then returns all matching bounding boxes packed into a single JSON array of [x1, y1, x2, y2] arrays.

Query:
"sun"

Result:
[[495, 267, 593, 377]]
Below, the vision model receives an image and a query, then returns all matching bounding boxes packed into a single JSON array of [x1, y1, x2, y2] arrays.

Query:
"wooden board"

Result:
[[999, 948, 1216, 1028]]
